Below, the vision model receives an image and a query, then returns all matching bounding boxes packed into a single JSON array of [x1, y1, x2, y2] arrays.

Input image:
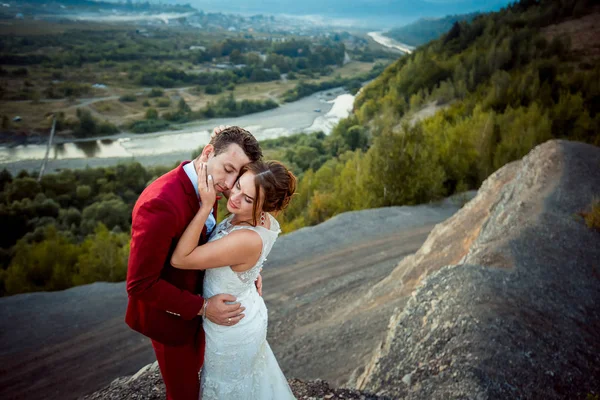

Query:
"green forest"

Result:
[[275, 0, 599, 230], [1, 0, 599, 296], [386, 12, 479, 47]]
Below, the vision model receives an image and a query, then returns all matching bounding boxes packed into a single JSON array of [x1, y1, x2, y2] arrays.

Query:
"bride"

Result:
[[171, 160, 297, 400]]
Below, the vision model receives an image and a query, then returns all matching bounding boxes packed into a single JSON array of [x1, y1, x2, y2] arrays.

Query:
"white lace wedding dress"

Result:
[[200, 214, 296, 400]]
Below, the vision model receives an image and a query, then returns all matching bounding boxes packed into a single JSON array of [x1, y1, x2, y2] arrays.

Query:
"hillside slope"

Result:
[[385, 13, 479, 47], [358, 140, 600, 398]]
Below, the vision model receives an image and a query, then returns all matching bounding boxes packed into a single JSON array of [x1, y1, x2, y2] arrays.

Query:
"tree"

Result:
[[3, 225, 78, 295], [0, 169, 12, 191], [287, 146, 320, 172], [81, 198, 130, 235], [145, 108, 158, 120], [59, 207, 82, 231], [5, 177, 40, 202], [178, 98, 191, 113], [229, 49, 244, 64], [75, 108, 97, 138], [76, 185, 92, 202], [74, 224, 129, 284], [246, 53, 261, 67], [361, 127, 446, 207]]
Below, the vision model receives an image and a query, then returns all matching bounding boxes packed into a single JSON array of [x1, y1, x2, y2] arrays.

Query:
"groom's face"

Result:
[[204, 143, 251, 196]]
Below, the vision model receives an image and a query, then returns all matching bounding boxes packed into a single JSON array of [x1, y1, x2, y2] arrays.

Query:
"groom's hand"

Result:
[[205, 293, 245, 326]]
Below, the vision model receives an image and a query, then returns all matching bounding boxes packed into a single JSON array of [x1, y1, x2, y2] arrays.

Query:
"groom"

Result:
[[126, 126, 263, 400]]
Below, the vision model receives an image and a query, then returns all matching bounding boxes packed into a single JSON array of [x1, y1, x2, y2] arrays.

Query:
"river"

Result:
[[367, 31, 414, 54], [0, 88, 354, 175]]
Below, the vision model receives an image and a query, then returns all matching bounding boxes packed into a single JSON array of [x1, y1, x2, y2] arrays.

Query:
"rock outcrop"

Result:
[[356, 140, 600, 399]]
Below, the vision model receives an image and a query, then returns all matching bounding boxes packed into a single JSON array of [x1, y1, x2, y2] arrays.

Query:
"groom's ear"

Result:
[[199, 144, 215, 162]]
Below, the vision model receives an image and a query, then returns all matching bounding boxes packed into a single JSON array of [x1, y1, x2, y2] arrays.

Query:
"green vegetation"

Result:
[[583, 200, 600, 231], [0, 163, 174, 296], [282, 63, 387, 101], [276, 0, 600, 230], [72, 109, 119, 138], [386, 12, 479, 47], [128, 95, 278, 133], [119, 94, 137, 102]]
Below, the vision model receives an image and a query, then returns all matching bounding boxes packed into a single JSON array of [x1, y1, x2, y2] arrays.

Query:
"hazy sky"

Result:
[[185, 0, 514, 28]]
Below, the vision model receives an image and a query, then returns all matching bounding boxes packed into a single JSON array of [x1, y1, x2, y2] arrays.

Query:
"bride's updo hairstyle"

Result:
[[241, 160, 296, 226]]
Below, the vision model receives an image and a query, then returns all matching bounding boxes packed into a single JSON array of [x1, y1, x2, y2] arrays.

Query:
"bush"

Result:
[[148, 88, 164, 97], [155, 98, 171, 107], [119, 94, 137, 102], [205, 84, 223, 94], [145, 108, 158, 120], [81, 198, 130, 235], [98, 120, 119, 135], [583, 200, 600, 231], [73, 109, 119, 138], [129, 119, 170, 134]]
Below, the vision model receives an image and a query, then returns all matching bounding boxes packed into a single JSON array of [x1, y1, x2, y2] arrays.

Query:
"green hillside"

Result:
[[385, 12, 479, 47], [279, 0, 599, 230]]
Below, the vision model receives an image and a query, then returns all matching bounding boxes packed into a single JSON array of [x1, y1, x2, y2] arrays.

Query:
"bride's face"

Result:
[[227, 171, 261, 219]]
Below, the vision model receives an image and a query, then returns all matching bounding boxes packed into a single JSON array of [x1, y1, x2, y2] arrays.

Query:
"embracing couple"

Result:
[[125, 126, 296, 399]]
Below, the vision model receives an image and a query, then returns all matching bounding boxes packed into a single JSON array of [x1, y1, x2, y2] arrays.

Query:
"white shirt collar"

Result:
[[183, 161, 200, 198]]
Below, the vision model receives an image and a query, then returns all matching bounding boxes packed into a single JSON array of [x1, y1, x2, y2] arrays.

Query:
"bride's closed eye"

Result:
[[235, 180, 253, 204]]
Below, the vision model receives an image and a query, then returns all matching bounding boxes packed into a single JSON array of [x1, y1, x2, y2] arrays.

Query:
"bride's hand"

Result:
[[198, 162, 216, 210], [211, 125, 230, 140]]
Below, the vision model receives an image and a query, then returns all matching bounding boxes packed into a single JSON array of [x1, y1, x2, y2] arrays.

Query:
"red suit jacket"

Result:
[[125, 161, 217, 346]]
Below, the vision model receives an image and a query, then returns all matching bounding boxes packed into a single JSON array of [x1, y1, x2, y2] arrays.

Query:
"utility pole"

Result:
[[38, 116, 56, 182]]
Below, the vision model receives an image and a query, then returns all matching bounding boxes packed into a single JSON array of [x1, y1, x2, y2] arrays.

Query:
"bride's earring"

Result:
[[260, 212, 266, 226]]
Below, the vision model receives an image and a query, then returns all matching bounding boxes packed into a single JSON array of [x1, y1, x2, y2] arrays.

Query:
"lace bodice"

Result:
[[203, 214, 280, 299]]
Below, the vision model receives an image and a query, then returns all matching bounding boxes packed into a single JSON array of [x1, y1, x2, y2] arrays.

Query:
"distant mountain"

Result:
[[160, 0, 512, 28], [385, 12, 479, 47]]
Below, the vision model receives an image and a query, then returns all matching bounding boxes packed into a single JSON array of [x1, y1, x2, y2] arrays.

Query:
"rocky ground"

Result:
[[358, 140, 600, 399]]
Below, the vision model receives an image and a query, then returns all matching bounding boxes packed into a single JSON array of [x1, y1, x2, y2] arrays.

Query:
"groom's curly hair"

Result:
[[210, 126, 262, 162]]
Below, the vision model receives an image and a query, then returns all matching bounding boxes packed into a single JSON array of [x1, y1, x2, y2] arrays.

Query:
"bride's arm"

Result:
[[171, 161, 216, 267], [171, 229, 262, 270], [171, 204, 213, 266]]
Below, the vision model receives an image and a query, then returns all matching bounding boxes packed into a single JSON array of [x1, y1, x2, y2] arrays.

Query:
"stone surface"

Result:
[[358, 140, 600, 399]]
